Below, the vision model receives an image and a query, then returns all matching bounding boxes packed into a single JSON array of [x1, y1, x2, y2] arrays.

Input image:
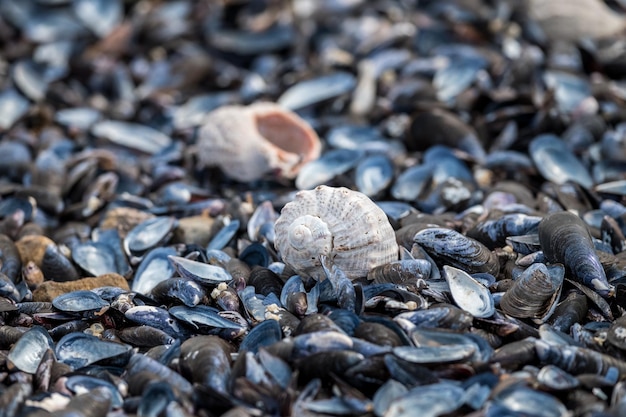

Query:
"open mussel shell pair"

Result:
[[7, 325, 132, 374], [441, 261, 563, 323], [499, 263, 564, 322]]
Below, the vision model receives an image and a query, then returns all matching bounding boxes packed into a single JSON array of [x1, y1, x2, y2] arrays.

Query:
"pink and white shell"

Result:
[[197, 102, 321, 182]]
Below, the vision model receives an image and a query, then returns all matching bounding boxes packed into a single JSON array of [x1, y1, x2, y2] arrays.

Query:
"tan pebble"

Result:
[[22, 261, 44, 290], [99, 207, 154, 238], [33, 273, 130, 302], [197, 102, 322, 182], [15, 235, 56, 266], [172, 215, 215, 246]]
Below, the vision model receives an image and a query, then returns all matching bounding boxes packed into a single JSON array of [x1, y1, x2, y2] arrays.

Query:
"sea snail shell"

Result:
[[197, 102, 322, 182], [274, 185, 399, 280]]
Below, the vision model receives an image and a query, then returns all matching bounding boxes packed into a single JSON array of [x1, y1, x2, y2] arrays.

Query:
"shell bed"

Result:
[[0, 1, 626, 417]]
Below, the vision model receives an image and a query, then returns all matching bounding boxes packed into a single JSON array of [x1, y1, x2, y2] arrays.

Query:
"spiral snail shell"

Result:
[[197, 102, 322, 182], [274, 185, 398, 280]]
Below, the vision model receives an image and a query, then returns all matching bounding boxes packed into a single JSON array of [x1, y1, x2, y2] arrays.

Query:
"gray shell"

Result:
[[274, 185, 398, 280]]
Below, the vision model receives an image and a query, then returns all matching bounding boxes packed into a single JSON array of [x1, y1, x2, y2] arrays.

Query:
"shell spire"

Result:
[[274, 185, 398, 280]]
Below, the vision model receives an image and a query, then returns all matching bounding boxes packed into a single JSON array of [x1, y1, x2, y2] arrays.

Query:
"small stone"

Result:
[[22, 261, 44, 290], [33, 273, 130, 302], [172, 215, 215, 246], [15, 235, 56, 266]]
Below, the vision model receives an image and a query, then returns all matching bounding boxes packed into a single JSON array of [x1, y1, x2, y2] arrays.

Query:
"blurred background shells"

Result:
[[1, 0, 626, 416]]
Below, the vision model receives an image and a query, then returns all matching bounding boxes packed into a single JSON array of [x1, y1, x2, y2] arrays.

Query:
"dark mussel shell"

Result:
[[41, 241, 80, 282], [131, 247, 177, 295], [538, 211, 613, 296], [179, 335, 234, 395], [7, 325, 53, 373], [0, 234, 21, 282], [124, 217, 177, 258], [499, 263, 564, 322], [65, 375, 124, 409], [367, 259, 432, 284], [414, 227, 500, 276], [55, 332, 133, 369], [466, 213, 542, 250], [149, 277, 207, 307], [168, 255, 232, 285], [52, 290, 110, 317]]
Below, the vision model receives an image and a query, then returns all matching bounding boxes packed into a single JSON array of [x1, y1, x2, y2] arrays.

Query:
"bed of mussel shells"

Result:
[[5, 0, 626, 416]]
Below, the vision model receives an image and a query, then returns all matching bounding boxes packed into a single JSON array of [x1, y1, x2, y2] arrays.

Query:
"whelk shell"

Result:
[[274, 185, 398, 281], [197, 102, 322, 182]]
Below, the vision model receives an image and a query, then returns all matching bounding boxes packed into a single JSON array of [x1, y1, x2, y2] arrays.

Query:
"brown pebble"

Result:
[[33, 273, 130, 302], [22, 261, 44, 290], [172, 215, 215, 246], [15, 235, 56, 266], [99, 207, 154, 239]]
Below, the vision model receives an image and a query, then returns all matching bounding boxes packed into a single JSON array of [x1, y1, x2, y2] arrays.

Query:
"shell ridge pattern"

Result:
[[274, 185, 398, 279]]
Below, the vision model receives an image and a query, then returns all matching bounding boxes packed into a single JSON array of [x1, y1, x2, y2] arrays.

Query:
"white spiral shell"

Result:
[[274, 185, 399, 280]]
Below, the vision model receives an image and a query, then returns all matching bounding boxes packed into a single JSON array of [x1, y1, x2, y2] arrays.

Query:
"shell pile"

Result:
[[2, 1, 626, 416]]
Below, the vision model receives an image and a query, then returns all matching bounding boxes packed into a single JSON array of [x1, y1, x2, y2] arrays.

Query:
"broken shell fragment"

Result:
[[197, 102, 322, 182]]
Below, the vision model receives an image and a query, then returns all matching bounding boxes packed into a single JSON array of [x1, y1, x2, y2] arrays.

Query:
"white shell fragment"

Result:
[[197, 102, 322, 182], [274, 185, 398, 280], [91, 120, 172, 155], [277, 72, 356, 111], [443, 265, 495, 318], [0, 89, 29, 131]]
